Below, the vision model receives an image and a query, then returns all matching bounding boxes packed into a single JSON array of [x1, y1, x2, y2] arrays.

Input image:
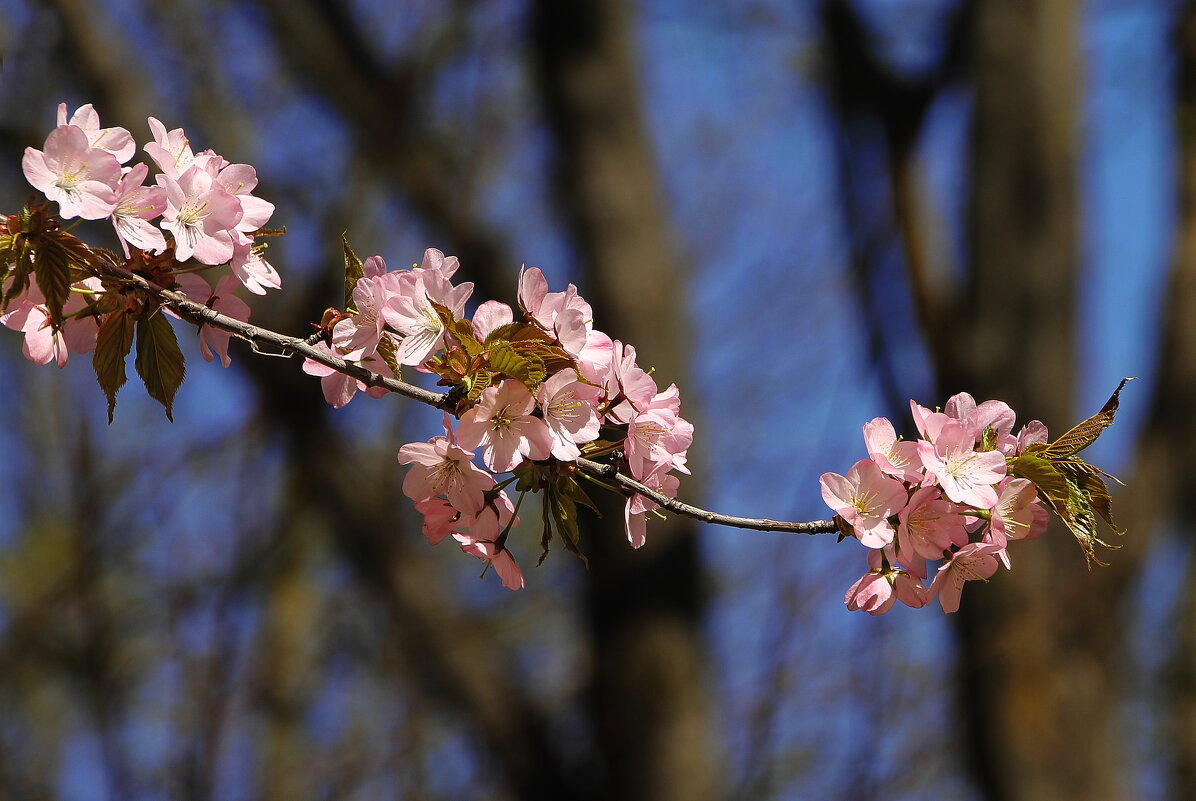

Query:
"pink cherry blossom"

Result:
[[819, 459, 908, 548], [576, 328, 615, 383], [230, 232, 281, 294], [23, 125, 121, 219], [1013, 420, 1049, 455], [1, 280, 101, 367], [624, 468, 679, 549], [456, 380, 552, 473], [537, 370, 601, 461], [917, 419, 1007, 509], [397, 414, 494, 514], [844, 569, 896, 615], [971, 399, 1017, 450], [302, 342, 390, 408], [844, 549, 927, 614], [414, 497, 459, 545], [454, 490, 518, 543], [144, 117, 201, 178], [215, 163, 275, 232], [603, 341, 658, 423], [891, 569, 929, 609], [863, 416, 923, 482], [455, 537, 525, 590], [2, 299, 67, 367], [897, 486, 967, 565], [988, 478, 1039, 544], [929, 542, 1004, 613], [910, 398, 952, 442], [626, 406, 693, 480], [197, 275, 251, 368], [381, 267, 473, 366], [1026, 503, 1050, 540], [333, 271, 391, 360], [159, 164, 243, 264], [517, 266, 597, 355], [471, 300, 514, 341], [57, 103, 135, 163], [416, 247, 460, 279], [362, 255, 387, 280], [110, 163, 167, 255]]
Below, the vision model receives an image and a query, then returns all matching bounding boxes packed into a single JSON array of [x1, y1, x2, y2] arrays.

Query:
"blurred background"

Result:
[[0, 0, 1189, 799]]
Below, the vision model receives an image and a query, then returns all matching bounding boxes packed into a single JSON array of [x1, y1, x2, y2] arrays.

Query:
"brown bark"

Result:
[[530, 3, 719, 801], [945, 2, 1126, 799], [1139, 4, 1196, 796]]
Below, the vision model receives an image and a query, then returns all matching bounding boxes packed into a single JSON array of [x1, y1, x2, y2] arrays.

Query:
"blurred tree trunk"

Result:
[[1143, 3, 1196, 796], [530, 3, 719, 801], [943, 2, 1126, 799]]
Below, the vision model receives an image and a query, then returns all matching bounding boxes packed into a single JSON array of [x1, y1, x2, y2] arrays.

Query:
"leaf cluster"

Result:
[[425, 300, 578, 415], [1008, 378, 1132, 567], [512, 461, 600, 567], [2, 202, 188, 422]]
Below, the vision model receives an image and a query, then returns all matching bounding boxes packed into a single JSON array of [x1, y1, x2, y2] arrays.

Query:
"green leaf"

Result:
[[485, 322, 555, 346], [979, 425, 999, 452], [92, 309, 135, 423], [427, 298, 483, 359], [33, 233, 71, 331], [466, 368, 493, 403], [486, 341, 546, 390], [135, 311, 186, 421], [538, 491, 554, 566], [342, 235, 363, 311], [547, 480, 588, 566], [559, 473, 601, 516]]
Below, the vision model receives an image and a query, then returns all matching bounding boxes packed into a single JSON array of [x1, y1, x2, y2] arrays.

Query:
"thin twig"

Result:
[[103, 262, 839, 536], [575, 458, 838, 535], [106, 264, 449, 409]]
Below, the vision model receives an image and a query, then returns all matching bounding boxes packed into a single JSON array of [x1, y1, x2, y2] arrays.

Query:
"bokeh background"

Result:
[[0, 1, 1189, 799]]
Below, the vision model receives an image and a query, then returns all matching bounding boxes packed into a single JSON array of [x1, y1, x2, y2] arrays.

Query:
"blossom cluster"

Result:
[[5, 104, 275, 370], [307, 251, 693, 589], [820, 393, 1051, 614]]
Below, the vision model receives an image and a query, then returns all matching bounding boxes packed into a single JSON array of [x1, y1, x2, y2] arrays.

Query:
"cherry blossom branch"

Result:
[[100, 262, 841, 537], [104, 263, 449, 409], [574, 457, 839, 534]]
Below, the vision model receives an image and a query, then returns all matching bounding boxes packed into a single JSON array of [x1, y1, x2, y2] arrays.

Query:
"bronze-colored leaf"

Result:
[[342, 235, 363, 311], [0, 232, 32, 311], [1008, 453, 1070, 507], [1038, 377, 1133, 459], [33, 233, 71, 331], [92, 309, 135, 423], [1009, 452, 1118, 567], [510, 339, 576, 376], [134, 311, 186, 422], [1080, 474, 1121, 538], [375, 333, 402, 381]]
